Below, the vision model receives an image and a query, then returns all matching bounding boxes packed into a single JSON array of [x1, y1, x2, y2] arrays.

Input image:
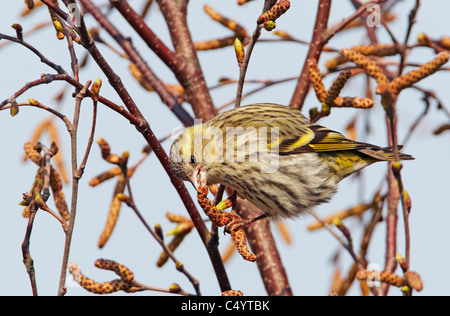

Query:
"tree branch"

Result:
[[289, 0, 331, 109], [156, 0, 217, 121], [235, 198, 293, 296]]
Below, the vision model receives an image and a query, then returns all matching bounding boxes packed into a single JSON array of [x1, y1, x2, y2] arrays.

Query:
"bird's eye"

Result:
[[190, 155, 197, 163]]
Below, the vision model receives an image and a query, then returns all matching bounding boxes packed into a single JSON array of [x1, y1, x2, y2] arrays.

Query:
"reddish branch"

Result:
[[110, 0, 180, 74], [155, 0, 217, 121], [236, 199, 293, 296], [110, 0, 206, 119], [289, 0, 331, 109]]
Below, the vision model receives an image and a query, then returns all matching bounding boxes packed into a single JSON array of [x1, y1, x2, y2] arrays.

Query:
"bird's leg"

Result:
[[215, 189, 268, 232], [224, 213, 267, 234]]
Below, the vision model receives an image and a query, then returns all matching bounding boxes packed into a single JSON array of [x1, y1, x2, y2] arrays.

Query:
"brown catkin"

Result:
[[95, 259, 134, 282], [257, 0, 290, 24], [356, 270, 423, 291], [324, 70, 352, 107], [340, 49, 388, 88], [157, 233, 188, 267], [197, 185, 256, 262], [25, 0, 35, 9], [326, 44, 399, 69], [23, 120, 51, 162], [98, 175, 126, 248], [222, 290, 244, 296], [203, 5, 248, 40], [68, 263, 125, 294], [195, 36, 236, 51], [389, 52, 449, 95], [229, 224, 257, 262], [24, 142, 43, 166], [333, 96, 374, 109], [308, 59, 327, 103]]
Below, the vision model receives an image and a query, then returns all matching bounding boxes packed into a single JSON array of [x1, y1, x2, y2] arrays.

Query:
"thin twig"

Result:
[[56, 81, 91, 296], [22, 200, 38, 296], [0, 73, 136, 123], [220, 76, 298, 111], [398, 0, 420, 77], [121, 172, 201, 296], [77, 97, 98, 178], [56, 13, 80, 85], [234, 0, 275, 108], [234, 25, 263, 108], [0, 101, 67, 121], [310, 211, 364, 271], [129, 280, 192, 296], [324, 0, 387, 43], [0, 32, 66, 75]]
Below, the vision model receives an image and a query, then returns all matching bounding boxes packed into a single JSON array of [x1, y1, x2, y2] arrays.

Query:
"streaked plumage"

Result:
[[169, 103, 413, 220]]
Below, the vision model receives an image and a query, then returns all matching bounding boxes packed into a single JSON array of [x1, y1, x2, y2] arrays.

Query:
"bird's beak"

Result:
[[188, 168, 207, 189]]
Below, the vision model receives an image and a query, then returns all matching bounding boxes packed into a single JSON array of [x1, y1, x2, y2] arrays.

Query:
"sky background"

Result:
[[0, 0, 449, 296]]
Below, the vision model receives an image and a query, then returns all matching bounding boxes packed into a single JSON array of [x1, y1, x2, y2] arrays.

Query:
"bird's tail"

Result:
[[358, 145, 414, 162]]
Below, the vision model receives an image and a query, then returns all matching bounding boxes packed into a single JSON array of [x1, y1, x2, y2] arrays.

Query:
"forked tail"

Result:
[[358, 145, 414, 162]]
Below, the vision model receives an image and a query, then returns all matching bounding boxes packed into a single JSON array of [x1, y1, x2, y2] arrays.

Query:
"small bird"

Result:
[[169, 103, 413, 221]]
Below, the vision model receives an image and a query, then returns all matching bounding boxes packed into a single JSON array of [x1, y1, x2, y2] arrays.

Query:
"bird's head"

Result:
[[169, 124, 223, 188]]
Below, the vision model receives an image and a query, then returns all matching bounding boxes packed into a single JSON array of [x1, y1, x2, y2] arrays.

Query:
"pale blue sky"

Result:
[[0, 0, 449, 296]]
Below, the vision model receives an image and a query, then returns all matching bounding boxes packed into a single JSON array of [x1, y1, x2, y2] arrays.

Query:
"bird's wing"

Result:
[[206, 103, 413, 161], [277, 124, 378, 155]]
